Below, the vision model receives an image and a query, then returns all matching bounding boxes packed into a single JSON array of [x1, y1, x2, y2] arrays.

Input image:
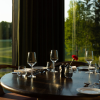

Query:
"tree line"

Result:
[[0, 21, 12, 39], [65, 0, 100, 58]]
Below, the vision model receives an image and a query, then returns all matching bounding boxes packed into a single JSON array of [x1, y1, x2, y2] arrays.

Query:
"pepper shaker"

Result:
[[61, 63, 66, 77], [66, 63, 73, 78]]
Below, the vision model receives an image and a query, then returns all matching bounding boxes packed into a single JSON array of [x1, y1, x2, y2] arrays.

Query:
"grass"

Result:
[[0, 39, 12, 65], [0, 39, 12, 77]]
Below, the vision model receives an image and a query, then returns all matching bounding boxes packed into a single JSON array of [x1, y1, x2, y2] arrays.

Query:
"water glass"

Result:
[[17, 66, 27, 77], [85, 51, 93, 73], [27, 52, 37, 78], [50, 50, 58, 72]]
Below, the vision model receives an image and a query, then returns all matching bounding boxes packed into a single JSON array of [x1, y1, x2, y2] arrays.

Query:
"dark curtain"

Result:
[[17, 0, 64, 66]]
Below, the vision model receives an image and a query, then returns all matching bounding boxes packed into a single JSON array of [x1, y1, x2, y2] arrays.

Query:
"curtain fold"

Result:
[[12, 0, 19, 66], [15, 0, 64, 66]]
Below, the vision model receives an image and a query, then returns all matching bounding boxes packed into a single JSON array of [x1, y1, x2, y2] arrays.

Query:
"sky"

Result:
[[64, 0, 71, 19], [0, 0, 12, 22]]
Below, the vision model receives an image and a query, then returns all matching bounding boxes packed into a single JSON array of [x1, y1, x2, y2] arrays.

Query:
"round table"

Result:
[[1, 70, 100, 99]]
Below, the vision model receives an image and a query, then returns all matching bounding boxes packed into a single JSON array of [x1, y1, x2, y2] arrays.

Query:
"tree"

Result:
[[0, 21, 12, 39], [65, 0, 92, 56], [82, 0, 100, 56], [65, 0, 100, 58]]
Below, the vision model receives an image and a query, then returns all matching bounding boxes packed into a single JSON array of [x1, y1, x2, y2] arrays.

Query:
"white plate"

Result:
[[78, 66, 88, 70], [77, 87, 100, 95], [12, 72, 17, 74], [78, 66, 95, 70]]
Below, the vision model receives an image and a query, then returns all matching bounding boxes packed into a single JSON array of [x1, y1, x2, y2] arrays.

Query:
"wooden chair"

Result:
[[0, 65, 37, 100], [0, 65, 18, 79], [0, 65, 18, 69], [55, 61, 88, 67]]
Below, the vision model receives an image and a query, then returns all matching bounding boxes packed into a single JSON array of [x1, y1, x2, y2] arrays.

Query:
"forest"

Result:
[[65, 0, 100, 62]]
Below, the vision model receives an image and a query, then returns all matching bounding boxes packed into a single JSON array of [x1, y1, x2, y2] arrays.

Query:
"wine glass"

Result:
[[50, 50, 58, 72], [95, 56, 100, 84], [85, 51, 93, 73], [27, 52, 37, 78], [91, 56, 100, 88]]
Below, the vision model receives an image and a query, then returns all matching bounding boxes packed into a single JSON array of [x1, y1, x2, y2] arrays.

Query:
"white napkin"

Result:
[[14, 68, 31, 73], [71, 66, 76, 70]]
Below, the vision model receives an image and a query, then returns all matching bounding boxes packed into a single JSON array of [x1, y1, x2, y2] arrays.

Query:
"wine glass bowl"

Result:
[[50, 50, 58, 72], [27, 52, 37, 78], [85, 51, 93, 73]]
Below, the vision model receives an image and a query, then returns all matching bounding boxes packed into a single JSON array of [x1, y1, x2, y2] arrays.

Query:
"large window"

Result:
[[64, 0, 100, 64], [0, 0, 12, 65]]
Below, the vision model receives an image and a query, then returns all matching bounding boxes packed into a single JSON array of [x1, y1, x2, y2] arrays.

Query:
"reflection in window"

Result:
[[64, 0, 100, 64], [0, 0, 12, 65]]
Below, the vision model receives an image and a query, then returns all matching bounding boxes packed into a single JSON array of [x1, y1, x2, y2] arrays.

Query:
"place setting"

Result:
[[13, 52, 49, 78], [76, 82, 100, 95], [77, 51, 95, 73], [11, 50, 100, 96], [12, 50, 58, 78], [76, 52, 100, 95]]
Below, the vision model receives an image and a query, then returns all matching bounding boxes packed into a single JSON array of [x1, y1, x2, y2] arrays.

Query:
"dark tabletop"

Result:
[[1, 69, 100, 99]]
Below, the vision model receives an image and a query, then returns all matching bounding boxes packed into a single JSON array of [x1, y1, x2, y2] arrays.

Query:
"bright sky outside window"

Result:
[[0, 0, 12, 22], [64, 0, 70, 19]]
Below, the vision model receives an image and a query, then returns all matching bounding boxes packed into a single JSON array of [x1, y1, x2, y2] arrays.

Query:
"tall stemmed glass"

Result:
[[85, 51, 93, 73], [95, 56, 100, 85], [27, 52, 37, 78], [50, 50, 58, 72]]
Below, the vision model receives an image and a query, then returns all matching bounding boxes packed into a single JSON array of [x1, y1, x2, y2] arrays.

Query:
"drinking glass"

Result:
[[50, 50, 58, 72], [96, 56, 100, 83], [85, 51, 93, 73], [27, 52, 37, 78], [91, 56, 100, 88], [46, 62, 49, 71], [17, 66, 27, 77]]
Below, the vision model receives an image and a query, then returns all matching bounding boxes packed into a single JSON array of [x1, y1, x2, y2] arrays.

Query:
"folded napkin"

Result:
[[14, 68, 46, 75], [14, 68, 31, 73], [71, 66, 76, 70]]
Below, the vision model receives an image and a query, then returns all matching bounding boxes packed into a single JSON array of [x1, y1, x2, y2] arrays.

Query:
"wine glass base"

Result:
[[85, 71, 93, 74], [28, 75, 36, 78], [22, 75, 26, 78], [50, 69, 58, 72]]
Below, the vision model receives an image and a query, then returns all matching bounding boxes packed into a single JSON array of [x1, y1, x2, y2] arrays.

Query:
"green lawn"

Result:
[[0, 39, 12, 77], [0, 39, 12, 65]]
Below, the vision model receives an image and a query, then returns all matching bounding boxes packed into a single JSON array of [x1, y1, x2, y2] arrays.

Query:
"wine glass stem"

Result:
[[89, 62, 92, 69], [53, 62, 55, 71], [31, 66, 33, 76]]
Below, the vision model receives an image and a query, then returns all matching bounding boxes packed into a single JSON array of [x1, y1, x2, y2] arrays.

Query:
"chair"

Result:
[[0, 65, 37, 100], [0, 65, 18, 79], [55, 61, 88, 67]]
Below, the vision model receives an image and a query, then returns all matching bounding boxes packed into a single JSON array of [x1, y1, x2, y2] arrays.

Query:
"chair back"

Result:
[[0, 65, 18, 69], [55, 61, 88, 67], [0, 65, 18, 78]]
